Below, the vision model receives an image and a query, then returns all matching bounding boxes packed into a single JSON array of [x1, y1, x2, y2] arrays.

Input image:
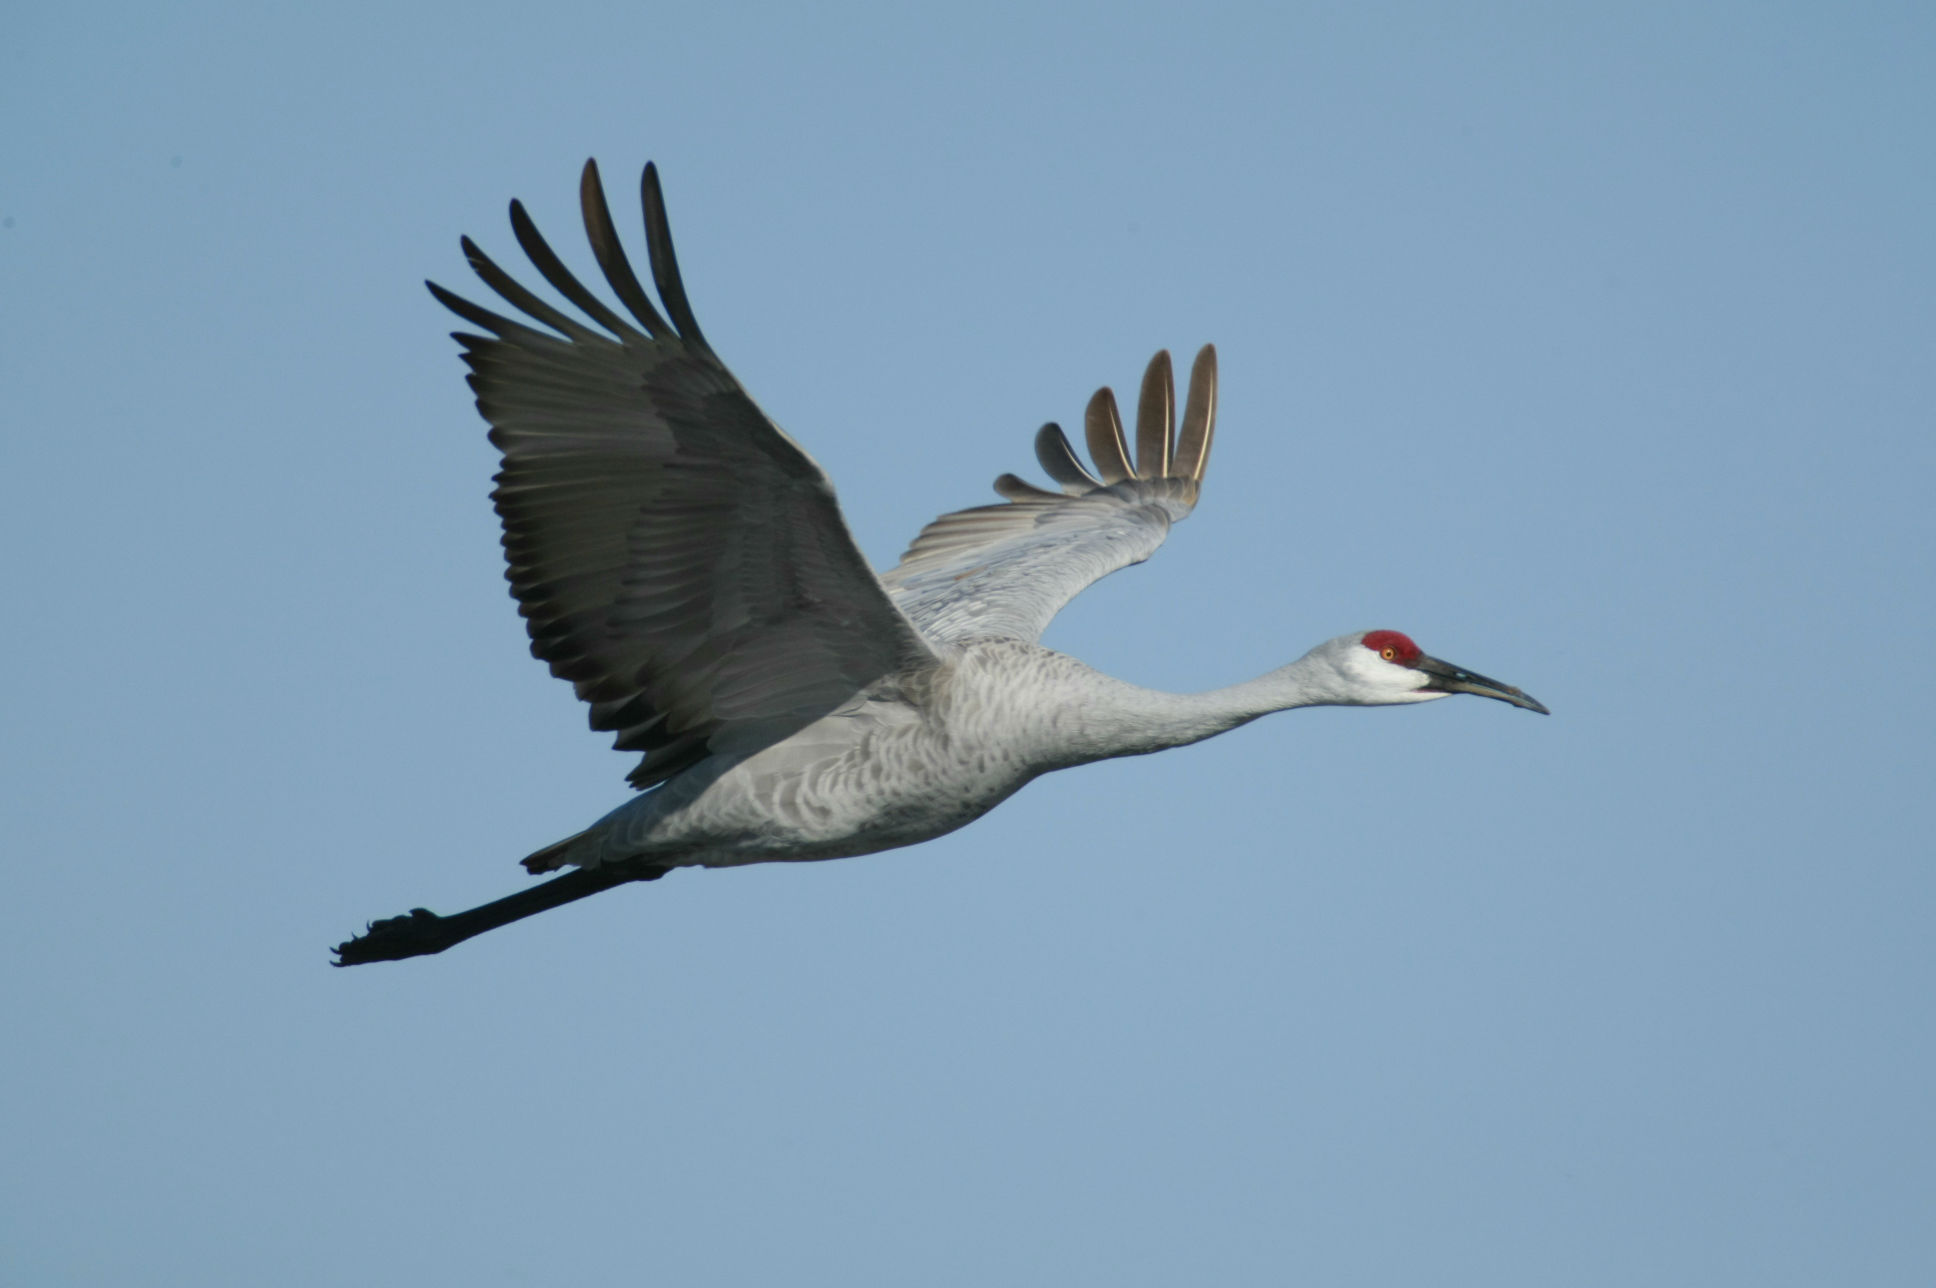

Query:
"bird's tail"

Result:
[[521, 830, 589, 874]]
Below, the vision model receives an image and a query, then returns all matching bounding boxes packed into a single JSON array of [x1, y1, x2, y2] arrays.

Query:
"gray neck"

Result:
[[1060, 649, 1354, 762]]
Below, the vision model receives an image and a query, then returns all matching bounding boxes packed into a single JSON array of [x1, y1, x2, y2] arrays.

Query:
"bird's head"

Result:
[[1314, 629, 1549, 713]]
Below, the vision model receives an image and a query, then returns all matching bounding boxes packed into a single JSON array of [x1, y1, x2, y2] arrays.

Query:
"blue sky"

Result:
[[4, 3, 1932, 1284]]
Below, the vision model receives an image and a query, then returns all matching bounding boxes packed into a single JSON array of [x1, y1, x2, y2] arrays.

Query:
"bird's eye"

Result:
[[1381, 647, 1397, 661]]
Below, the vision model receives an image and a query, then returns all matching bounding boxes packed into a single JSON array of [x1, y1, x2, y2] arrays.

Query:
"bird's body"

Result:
[[551, 640, 1090, 871], [537, 640, 1273, 872], [333, 160, 1546, 966]]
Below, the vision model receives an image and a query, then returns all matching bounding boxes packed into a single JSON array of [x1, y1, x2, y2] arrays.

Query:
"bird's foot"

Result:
[[332, 908, 454, 966]]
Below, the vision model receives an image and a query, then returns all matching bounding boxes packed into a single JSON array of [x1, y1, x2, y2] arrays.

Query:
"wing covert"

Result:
[[883, 346, 1219, 644]]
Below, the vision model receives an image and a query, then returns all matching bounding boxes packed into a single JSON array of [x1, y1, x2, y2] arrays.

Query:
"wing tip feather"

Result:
[[1176, 343, 1218, 483], [1015, 345, 1218, 498]]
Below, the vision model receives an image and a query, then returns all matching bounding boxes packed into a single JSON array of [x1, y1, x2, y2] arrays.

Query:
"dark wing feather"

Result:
[[435, 160, 935, 789]]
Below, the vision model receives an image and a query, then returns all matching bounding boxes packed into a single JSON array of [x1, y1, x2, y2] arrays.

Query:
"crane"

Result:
[[333, 161, 1547, 966]]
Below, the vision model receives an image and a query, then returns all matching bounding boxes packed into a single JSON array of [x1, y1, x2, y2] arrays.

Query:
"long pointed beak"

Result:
[[1415, 654, 1550, 714]]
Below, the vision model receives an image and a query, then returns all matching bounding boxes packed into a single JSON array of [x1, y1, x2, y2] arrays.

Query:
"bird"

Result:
[[332, 160, 1547, 966]]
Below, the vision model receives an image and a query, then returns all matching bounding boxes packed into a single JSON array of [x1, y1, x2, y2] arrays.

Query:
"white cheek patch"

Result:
[[1342, 645, 1443, 704]]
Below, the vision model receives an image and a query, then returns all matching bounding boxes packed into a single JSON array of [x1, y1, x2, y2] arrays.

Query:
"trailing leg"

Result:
[[331, 862, 670, 966]]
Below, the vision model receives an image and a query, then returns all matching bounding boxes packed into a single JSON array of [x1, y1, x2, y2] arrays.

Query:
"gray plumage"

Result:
[[333, 160, 1546, 966]]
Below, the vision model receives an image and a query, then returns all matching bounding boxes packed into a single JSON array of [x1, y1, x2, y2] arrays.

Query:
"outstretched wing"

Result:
[[883, 346, 1218, 643], [431, 160, 936, 790]]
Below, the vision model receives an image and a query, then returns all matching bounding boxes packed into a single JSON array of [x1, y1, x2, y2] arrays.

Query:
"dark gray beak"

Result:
[[1415, 654, 1550, 714]]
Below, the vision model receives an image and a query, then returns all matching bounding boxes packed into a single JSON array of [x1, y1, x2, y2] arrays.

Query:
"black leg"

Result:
[[332, 863, 671, 966]]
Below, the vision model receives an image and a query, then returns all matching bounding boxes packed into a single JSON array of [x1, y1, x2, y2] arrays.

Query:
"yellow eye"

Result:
[[1381, 647, 1397, 661]]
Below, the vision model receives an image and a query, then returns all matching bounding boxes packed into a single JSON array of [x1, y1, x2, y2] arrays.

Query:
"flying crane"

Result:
[[333, 161, 1546, 965]]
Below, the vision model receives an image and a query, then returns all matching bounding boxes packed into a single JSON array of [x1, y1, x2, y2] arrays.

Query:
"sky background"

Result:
[[4, 3, 1933, 1284]]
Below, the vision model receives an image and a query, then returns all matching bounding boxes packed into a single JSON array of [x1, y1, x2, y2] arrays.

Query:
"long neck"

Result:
[[1055, 648, 1355, 762]]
